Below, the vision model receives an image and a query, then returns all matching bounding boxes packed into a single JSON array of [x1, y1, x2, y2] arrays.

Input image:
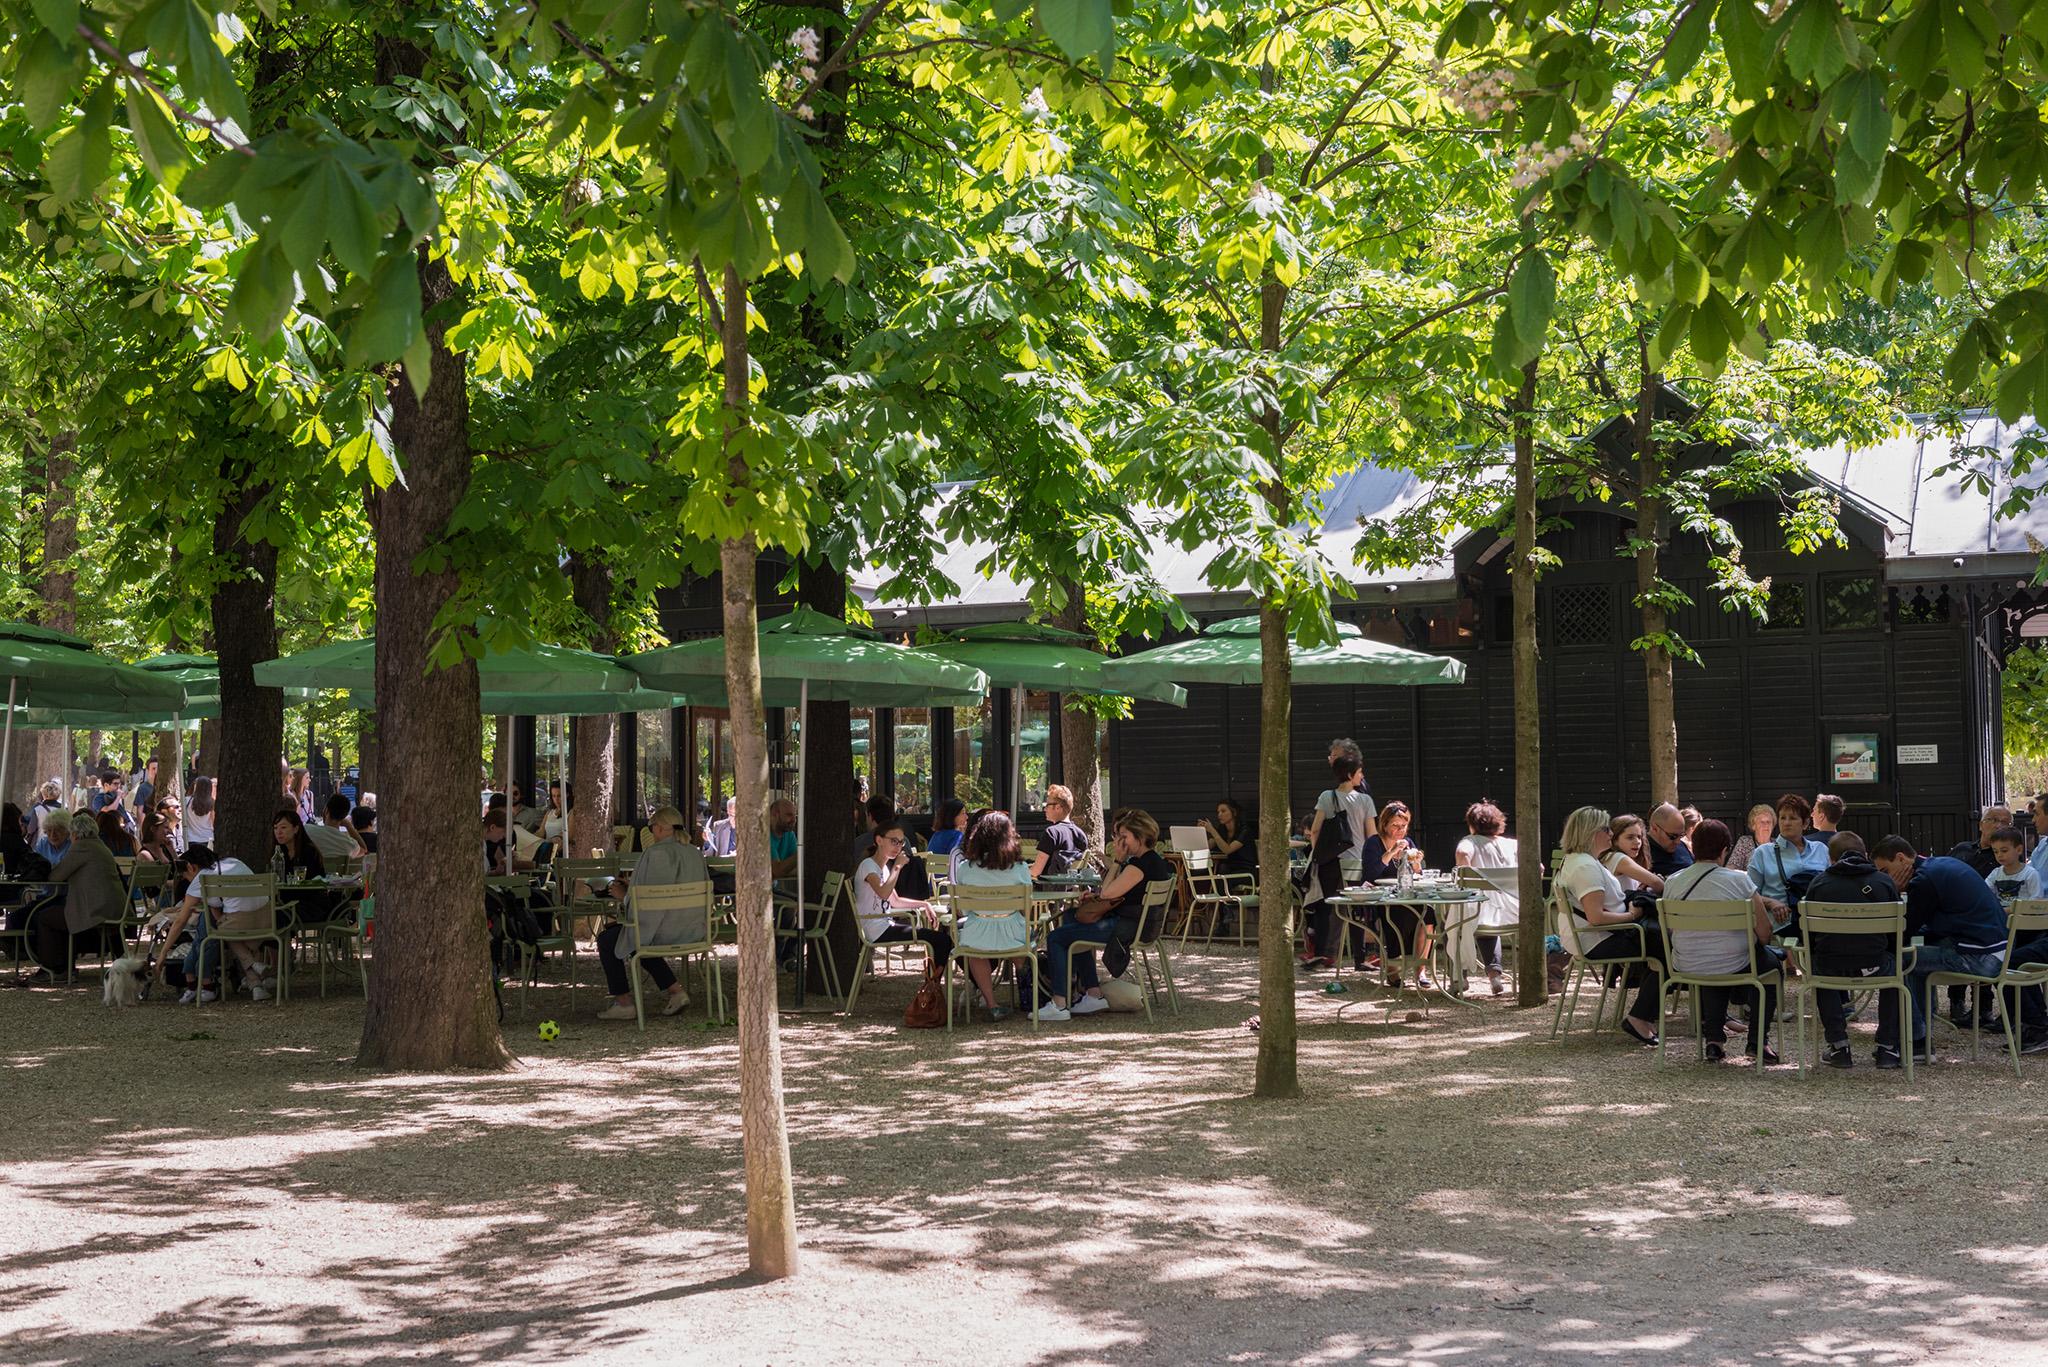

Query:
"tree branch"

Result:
[[1297, 46, 1399, 188], [76, 24, 255, 156]]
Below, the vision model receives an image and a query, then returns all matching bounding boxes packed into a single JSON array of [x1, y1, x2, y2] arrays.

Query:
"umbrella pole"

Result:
[[501, 715, 514, 875], [172, 711, 184, 823], [795, 678, 808, 1009], [0, 677, 15, 808], [1010, 685, 1023, 813], [556, 715, 567, 858]]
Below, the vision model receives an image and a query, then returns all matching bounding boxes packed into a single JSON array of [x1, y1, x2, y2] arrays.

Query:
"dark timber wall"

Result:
[[1108, 497, 2003, 867]]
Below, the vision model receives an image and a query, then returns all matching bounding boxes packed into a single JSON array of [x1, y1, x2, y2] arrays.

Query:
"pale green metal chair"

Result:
[[621, 880, 723, 1029], [945, 882, 1038, 1031], [1792, 900, 1919, 1080], [1655, 897, 1782, 1072]]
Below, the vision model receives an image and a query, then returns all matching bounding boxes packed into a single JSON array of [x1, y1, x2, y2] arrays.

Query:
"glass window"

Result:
[[693, 709, 735, 813], [849, 708, 874, 799], [893, 707, 933, 813], [1822, 575, 1880, 632], [951, 699, 996, 807], [1760, 580, 1808, 632], [1019, 691, 1054, 811], [638, 710, 675, 818]]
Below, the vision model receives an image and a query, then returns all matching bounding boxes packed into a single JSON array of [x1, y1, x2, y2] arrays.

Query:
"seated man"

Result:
[[1034, 784, 1089, 876], [306, 792, 362, 863], [1804, 831, 1905, 1069], [1037, 810, 1171, 1022], [596, 806, 710, 1020], [1662, 819, 1781, 1063], [768, 797, 798, 882], [705, 796, 739, 857], [1645, 802, 1694, 879], [1947, 806, 2008, 876], [1871, 836, 2010, 1067], [350, 804, 379, 854]]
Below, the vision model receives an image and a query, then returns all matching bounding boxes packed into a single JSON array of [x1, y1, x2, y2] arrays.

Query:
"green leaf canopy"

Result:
[[918, 623, 1187, 706], [1096, 616, 1469, 690], [623, 607, 988, 708], [253, 639, 693, 717]]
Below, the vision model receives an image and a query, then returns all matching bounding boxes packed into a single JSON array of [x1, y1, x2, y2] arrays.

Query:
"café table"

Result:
[[1325, 880, 1484, 1010]]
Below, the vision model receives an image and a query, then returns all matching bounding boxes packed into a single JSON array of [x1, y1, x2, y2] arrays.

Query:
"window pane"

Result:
[[1019, 691, 1054, 810], [1761, 581, 1807, 631], [893, 707, 933, 813], [952, 700, 996, 807], [1823, 576, 1880, 631], [848, 709, 874, 801], [638, 710, 675, 818]]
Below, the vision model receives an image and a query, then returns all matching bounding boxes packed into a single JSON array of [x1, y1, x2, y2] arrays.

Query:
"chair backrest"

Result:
[[627, 880, 714, 945], [949, 881, 1030, 927], [2009, 899, 2048, 937], [129, 861, 170, 894], [202, 873, 277, 930], [114, 856, 136, 878], [1020, 838, 1039, 859], [1133, 877, 1175, 940], [554, 858, 614, 901], [1655, 898, 1762, 978], [1799, 899, 1910, 954], [1182, 847, 1211, 873]]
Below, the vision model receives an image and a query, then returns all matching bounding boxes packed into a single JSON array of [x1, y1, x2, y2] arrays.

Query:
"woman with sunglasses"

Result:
[[853, 821, 954, 971]]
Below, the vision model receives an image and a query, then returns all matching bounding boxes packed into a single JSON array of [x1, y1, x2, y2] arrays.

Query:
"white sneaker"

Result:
[[178, 989, 196, 1005], [1034, 1002, 1072, 1022], [597, 1002, 636, 1021], [1069, 994, 1109, 1016], [249, 985, 272, 1002], [661, 991, 691, 1016]]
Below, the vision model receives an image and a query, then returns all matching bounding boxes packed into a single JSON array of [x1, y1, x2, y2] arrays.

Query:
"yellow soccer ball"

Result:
[[537, 1019, 561, 1042]]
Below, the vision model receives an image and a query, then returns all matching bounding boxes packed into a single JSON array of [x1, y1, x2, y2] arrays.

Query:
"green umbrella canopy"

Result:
[[0, 624, 190, 714], [1097, 615, 1467, 690], [623, 607, 989, 709], [919, 623, 1188, 707], [254, 638, 690, 714]]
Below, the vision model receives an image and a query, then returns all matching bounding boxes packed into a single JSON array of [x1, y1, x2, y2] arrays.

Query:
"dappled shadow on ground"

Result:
[[3, 945, 2046, 1365]]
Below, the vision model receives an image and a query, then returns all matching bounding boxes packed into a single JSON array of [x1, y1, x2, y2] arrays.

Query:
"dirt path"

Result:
[[3, 951, 2044, 1365]]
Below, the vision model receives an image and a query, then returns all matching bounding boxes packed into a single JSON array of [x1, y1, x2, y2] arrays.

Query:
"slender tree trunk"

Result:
[[1511, 361, 1547, 1008], [795, 556, 857, 996], [28, 433, 77, 800], [357, 41, 504, 1069], [1251, 108, 1299, 1096], [212, 471, 284, 867], [569, 552, 620, 858], [1051, 578, 1105, 848], [356, 716, 377, 797], [1633, 369, 1676, 806], [718, 263, 798, 1278]]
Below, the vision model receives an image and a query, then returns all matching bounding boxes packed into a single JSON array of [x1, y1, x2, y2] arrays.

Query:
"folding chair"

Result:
[[201, 874, 293, 1005], [1793, 900, 1918, 1080], [946, 883, 1038, 1031], [779, 871, 847, 1000], [1924, 899, 2048, 1075], [1125, 879, 1180, 1019], [621, 881, 724, 1029], [1655, 898, 1783, 1072], [1455, 863, 1521, 993], [1550, 881, 1657, 1039]]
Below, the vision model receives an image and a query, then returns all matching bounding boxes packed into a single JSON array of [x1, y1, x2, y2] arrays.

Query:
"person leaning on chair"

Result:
[[1803, 831, 1908, 1069], [1556, 805, 1663, 1047], [1663, 820, 1783, 1064], [595, 806, 709, 1021], [1869, 835, 2011, 1066]]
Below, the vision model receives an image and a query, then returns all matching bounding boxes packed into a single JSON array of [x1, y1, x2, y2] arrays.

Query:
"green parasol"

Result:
[[919, 622, 1187, 811], [0, 623, 189, 801], [1096, 615, 1468, 690]]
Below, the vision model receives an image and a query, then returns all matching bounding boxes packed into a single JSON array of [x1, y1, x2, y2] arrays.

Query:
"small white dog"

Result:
[[102, 956, 151, 1008]]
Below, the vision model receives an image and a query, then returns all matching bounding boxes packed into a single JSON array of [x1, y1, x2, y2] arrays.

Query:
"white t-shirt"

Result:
[[1558, 851, 1627, 952], [854, 856, 912, 943], [305, 820, 357, 863], [1456, 833, 1520, 928], [193, 857, 266, 919], [1600, 850, 1647, 893], [949, 860, 1032, 953], [1987, 863, 2043, 902], [1663, 862, 1760, 975], [184, 809, 215, 845]]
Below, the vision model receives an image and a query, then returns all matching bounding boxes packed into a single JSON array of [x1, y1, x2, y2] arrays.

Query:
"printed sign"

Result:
[[1897, 745, 1940, 765], [1830, 732, 1880, 783]]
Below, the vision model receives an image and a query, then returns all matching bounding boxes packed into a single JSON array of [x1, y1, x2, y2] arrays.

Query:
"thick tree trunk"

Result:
[[1633, 372, 1677, 807], [152, 729, 181, 807], [795, 556, 857, 996], [212, 472, 284, 868], [356, 717, 377, 797], [1051, 579, 1105, 849], [717, 264, 799, 1279], [1511, 361, 1547, 1008], [29, 433, 77, 801], [569, 552, 620, 857], [357, 175, 505, 1070]]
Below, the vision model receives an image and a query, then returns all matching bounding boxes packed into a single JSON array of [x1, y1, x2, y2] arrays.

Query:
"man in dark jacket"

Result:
[[1872, 836, 2011, 1066], [1647, 803, 1694, 879], [1803, 832, 1902, 1069], [1945, 806, 2007, 877]]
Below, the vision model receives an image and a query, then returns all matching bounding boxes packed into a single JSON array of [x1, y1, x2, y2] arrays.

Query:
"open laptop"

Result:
[[1168, 824, 1208, 854]]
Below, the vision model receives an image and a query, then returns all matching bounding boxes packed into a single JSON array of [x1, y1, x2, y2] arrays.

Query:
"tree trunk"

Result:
[[795, 555, 857, 997], [28, 433, 77, 801], [356, 109, 505, 1071], [356, 716, 377, 797], [569, 552, 620, 858], [1250, 120, 1299, 1097], [1051, 578, 1105, 849], [717, 263, 799, 1279], [1633, 371, 1677, 807], [212, 470, 284, 868], [1511, 361, 1548, 1008], [152, 729, 182, 807]]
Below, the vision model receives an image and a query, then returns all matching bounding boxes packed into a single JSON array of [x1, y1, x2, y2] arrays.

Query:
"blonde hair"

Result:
[[1746, 803, 1775, 835], [1114, 809, 1160, 847], [39, 809, 72, 838], [1560, 806, 1611, 856], [1045, 783, 1073, 810], [650, 805, 686, 830]]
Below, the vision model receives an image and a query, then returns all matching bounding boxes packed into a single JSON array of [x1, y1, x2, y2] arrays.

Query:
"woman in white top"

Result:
[[1556, 804, 1663, 1046], [1661, 818, 1781, 1063], [1600, 813, 1666, 895], [948, 811, 1034, 1020], [1454, 800, 1520, 997], [183, 778, 216, 847], [854, 821, 955, 974], [542, 781, 571, 845]]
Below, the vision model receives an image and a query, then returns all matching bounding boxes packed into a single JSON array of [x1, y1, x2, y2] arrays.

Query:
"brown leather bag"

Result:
[[903, 960, 945, 1029]]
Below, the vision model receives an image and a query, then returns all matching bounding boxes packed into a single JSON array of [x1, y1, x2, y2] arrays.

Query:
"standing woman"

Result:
[[543, 781, 573, 847], [289, 768, 315, 825], [1600, 813, 1666, 895], [1455, 801, 1520, 997], [1557, 805, 1663, 1046], [1729, 804, 1775, 872], [184, 778, 216, 848], [1297, 754, 1375, 970]]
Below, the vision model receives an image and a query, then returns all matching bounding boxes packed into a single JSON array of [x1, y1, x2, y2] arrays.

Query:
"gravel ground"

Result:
[[3, 948, 2046, 1366]]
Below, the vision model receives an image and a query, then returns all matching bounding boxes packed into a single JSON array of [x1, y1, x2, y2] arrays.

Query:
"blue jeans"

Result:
[[1046, 915, 1113, 1000], [1907, 944, 2005, 1041], [2006, 939, 2048, 1027], [184, 921, 220, 985]]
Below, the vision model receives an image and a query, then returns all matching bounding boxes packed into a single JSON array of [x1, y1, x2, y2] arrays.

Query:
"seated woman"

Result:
[[274, 808, 349, 927], [948, 811, 1037, 1020], [1662, 818, 1782, 1063], [1201, 798, 1257, 880], [595, 806, 709, 1021], [1360, 801, 1434, 982], [1744, 793, 1829, 927], [1728, 803, 1775, 872], [1601, 813, 1665, 895], [34, 814, 128, 975], [927, 798, 968, 858], [138, 803, 179, 864], [1557, 804, 1663, 1047], [97, 808, 138, 859], [853, 821, 954, 979], [1037, 809, 1172, 1021], [1454, 800, 1520, 997], [32, 806, 73, 870]]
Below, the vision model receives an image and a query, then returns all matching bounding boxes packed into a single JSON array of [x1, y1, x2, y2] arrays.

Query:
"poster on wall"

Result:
[[1830, 732, 1880, 784]]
